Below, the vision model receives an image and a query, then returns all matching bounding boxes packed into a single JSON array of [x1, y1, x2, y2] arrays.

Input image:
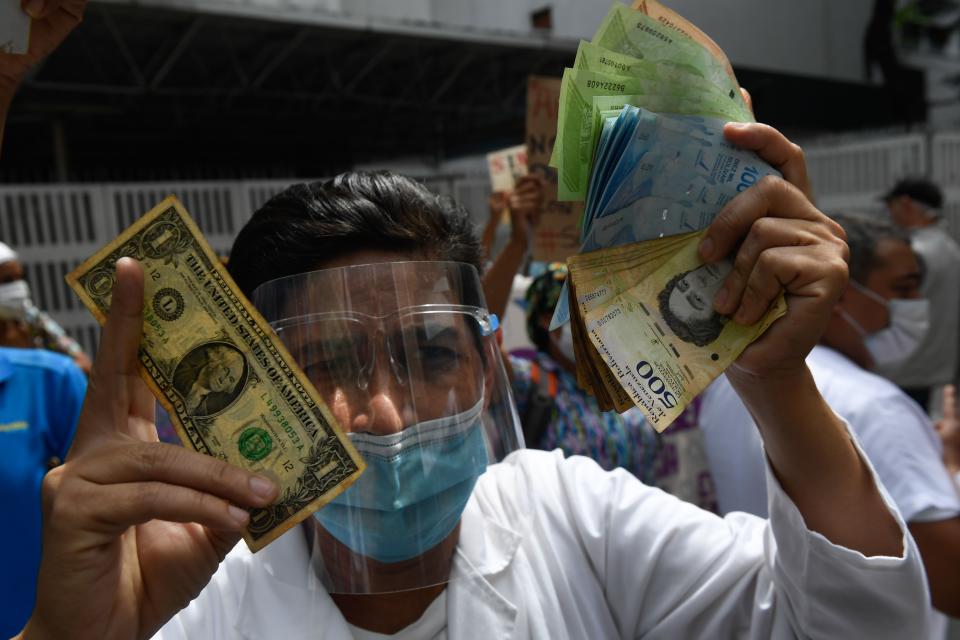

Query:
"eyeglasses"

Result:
[[272, 305, 498, 392]]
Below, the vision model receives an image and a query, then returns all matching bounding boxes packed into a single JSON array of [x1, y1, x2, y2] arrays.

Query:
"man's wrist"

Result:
[[725, 362, 811, 400]]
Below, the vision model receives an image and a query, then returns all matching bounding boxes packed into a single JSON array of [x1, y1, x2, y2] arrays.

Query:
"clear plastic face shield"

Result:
[[252, 261, 523, 595]]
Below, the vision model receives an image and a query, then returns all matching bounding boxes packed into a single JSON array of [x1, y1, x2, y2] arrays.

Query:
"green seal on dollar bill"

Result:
[[238, 426, 273, 462]]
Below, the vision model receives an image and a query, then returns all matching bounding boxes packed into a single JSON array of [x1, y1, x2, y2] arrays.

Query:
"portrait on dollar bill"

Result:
[[172, 341, 249, 417], [657, 260, 732, 347], [173, 342, 247, 417]]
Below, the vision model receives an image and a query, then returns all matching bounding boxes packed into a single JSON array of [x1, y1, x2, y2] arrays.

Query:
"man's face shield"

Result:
[[252, 261, 523, 594]]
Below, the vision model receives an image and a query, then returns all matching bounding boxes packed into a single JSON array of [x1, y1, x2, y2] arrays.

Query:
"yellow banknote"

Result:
[[582, 232, 785, 430], [66, 196, 365, 551]]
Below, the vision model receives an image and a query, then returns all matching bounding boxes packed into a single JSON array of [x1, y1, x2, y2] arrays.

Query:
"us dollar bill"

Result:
[[66, 196, 365, 551]]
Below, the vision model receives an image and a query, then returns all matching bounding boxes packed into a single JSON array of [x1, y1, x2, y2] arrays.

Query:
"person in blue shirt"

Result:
[[0, 347, 86, 639]]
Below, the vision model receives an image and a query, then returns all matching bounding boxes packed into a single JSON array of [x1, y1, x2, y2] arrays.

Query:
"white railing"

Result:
[[0, 174, 486, 357], [8, 136, 960, 359]]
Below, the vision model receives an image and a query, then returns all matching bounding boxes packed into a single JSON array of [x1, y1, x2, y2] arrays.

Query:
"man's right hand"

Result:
[[506, 175, 545, 247], [18, 258, 277, 640]]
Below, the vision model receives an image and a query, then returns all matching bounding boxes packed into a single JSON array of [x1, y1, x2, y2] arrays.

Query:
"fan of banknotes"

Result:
[[547, 1, 788, 431]]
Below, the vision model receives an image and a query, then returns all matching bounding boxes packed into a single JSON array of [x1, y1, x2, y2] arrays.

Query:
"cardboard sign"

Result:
[[486, 145, 528, 193], [526, 75, 583, 264]]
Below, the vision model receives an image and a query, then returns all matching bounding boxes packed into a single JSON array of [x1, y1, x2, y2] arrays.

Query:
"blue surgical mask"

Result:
[[313, 398, 488, 563]]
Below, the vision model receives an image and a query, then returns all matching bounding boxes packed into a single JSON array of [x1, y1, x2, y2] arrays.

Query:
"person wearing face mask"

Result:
[[0, 242, 92, 374], [17, 157, 935, 640], [700, 213, 960, 632], [506, 262, 715, 509], [880, 177, 960, 410]]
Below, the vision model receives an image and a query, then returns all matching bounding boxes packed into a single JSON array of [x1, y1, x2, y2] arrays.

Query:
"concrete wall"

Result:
[[355, 0, 875, 84], [139, 0, 877, 84]]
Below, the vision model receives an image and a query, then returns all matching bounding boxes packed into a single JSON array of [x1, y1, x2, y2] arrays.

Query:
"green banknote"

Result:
[[553, 66, 751, 202], [573, 39, 738, 106], [66, 196, 366, 551], [580, 232, 785, 430], [592, 3, 747, 114]]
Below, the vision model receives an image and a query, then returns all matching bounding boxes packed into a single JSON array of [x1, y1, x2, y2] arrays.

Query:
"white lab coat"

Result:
[[156, 448, 928, 639]]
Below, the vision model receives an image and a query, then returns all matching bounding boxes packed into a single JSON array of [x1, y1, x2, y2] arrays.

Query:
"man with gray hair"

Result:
[[881, 177, 960, 409], [700, 214, 960, 635]]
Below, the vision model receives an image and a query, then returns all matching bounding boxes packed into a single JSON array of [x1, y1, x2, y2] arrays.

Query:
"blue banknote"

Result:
[[550, 106, 779, 330]]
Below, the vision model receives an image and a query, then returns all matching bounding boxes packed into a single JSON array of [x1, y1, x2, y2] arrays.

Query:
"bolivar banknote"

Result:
[[583, 91, 753, 211], [550, 106, 778, 331], [592, 3, 746, 112], [66, 196, 365, 551], [597, 108, 779, 224], [554, 66, 751, 202], [567, 233, 695, 411], [581, 231, 785, 430], [573, 39, 740, 111], [630, 0, 737, 85]]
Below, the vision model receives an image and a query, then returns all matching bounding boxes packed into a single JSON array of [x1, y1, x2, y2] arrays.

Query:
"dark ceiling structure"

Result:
[[0, 1, 918, 183]]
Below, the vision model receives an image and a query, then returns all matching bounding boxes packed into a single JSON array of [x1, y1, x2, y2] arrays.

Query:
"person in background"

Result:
[[700, 214, 960, 632], [0, 346, 86, 638], [479, 175, 544, 322], [507, 262, 716, 509], [936, 384, 960, 486], [881, 178, 960, 409], [0, 242, 92, 374]]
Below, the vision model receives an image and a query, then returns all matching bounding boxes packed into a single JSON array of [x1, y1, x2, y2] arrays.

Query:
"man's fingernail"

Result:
[[228, 505, 250, 526], [698, 237, 714, 259], [714, 287, 728, 310], [249, 475, 275, 499], [24, 0, 45, 18], [726, 122, 747, 130]]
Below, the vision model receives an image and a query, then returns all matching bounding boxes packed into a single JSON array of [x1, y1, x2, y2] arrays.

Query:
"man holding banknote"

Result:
[[17, 146, 934, 639], [3, 2, 934, 638]]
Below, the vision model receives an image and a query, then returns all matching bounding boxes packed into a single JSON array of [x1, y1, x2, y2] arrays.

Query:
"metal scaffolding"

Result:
[[3, 1, 577, 181]]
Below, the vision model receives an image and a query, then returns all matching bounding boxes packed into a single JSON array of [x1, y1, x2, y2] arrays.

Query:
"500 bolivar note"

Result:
[[66, 196, 365, 552]]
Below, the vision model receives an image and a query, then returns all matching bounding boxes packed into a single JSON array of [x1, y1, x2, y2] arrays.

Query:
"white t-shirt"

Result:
[[701, 345, 960, 638], [701, 345, 960, 522], [348, 591, 446, 640]]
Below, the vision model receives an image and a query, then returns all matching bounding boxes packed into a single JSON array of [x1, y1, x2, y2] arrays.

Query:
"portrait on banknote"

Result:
[[657, 261, 731, 347], [172, 341, 249, 417]]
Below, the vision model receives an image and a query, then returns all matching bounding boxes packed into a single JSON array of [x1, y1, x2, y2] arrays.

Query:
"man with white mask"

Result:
[[0, 242, 92, 373], [701, 213, 960, 633], [881, 177, 960, 410]]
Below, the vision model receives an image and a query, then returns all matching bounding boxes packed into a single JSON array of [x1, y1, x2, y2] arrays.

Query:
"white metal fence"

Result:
[[0, 174, 484, 358], [805, 131, 960, 242], [4, 133, 958, 360]]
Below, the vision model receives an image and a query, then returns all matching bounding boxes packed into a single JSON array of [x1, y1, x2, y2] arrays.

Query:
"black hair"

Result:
[[227, 171, 483, 298], [657, 271, 726, 347], [830, 213, 912, 286]]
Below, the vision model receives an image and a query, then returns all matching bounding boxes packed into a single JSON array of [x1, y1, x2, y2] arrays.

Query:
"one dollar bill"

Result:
[[66, 196, 365, 551]]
